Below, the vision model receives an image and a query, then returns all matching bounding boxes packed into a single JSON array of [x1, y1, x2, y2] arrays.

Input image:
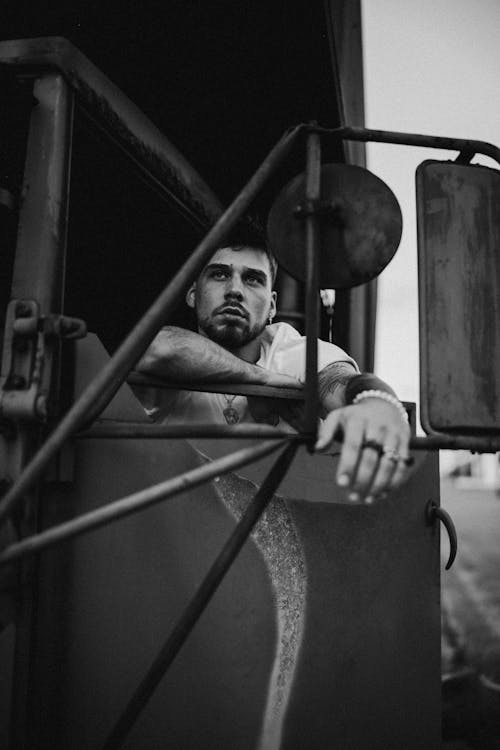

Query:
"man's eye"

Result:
[[211, 270, 228, 279], [246, 274, 263, 286]]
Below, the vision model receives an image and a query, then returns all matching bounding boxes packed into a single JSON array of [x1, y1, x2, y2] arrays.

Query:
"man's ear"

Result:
[[269, 291, 277, 321], [186, 283, 196, 309]]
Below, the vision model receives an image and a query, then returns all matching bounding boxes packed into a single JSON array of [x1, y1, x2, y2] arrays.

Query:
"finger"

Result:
[[348, 434, 385, 500], [387, 428, 412, 489], [388, 452, 413, 490], [335, 417, 367, 490], [315, 410, 343, 452], [368, 443, 400, 498]]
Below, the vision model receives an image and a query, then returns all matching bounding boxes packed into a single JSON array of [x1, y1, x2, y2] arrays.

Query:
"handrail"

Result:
[[127, 372, 305, 400], [0, 36, 225, 229], [314, 124, 500, 166], [0, 124, 304, 526]]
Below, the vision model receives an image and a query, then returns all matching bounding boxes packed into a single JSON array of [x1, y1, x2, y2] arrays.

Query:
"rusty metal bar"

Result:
[[0, 440, 289, 567], [101, 441, 298, 750], [410, 435, 500, 452], [314, 125, 500, 165], [128, 372, 304, 400], [11, 73, 73, 312], [0, 37, 224, 229], [79, 423, 300, 439], [77, 424, 500, 452], [0, 124, 304, 527], [303, 129, 322, 445]]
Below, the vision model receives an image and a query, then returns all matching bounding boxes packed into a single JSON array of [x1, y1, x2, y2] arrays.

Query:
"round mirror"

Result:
[[267, 163, 403, 289]]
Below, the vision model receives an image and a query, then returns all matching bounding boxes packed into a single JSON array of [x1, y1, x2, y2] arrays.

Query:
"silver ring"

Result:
[[382, 447, 400, 464]]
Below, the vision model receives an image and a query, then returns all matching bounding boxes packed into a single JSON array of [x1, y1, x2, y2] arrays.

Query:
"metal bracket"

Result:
[[0, 299, 87, 424], [293, 199, 345, 225]]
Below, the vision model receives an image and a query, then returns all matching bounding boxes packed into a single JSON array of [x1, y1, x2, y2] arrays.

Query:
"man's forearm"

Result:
[[318, 361, 358, 414], [136, 326, 301, 388]]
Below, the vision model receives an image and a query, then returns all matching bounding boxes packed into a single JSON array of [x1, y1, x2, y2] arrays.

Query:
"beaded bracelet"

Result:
[[351, 389, 409, 423]]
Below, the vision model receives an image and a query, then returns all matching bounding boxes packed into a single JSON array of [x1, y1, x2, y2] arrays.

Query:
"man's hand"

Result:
[[315, 397, 411, 504]]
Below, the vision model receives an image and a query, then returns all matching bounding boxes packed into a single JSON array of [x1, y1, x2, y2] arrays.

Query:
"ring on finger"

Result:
[[382, 447, 400, 464], [361, 438, 384, 456]]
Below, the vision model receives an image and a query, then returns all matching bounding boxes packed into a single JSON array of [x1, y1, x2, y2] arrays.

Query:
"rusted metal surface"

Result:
[[10, 72, 73, 311], [102, 442, 298, 750], [416, 160, 500, 435], [0, 440, 288, 566], [0, 37, 225, 230], [0, 73, 73, 431], [0, 124, 303, 527], [13, 343, 441, 748], [268, 163, 402, 288]]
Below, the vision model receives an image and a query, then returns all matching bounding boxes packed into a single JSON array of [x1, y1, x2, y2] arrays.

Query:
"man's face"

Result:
[[186, 246, 277, 350]]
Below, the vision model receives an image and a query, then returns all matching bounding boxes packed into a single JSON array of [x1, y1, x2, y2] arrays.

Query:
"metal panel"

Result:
[[23, 335, 441, 749], [416, 160, 500, 434]]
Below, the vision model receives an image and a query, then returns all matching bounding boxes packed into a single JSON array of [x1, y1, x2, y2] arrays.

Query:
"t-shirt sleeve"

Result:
[[317, 339, 358, 374], [262, 323, 358, 383]]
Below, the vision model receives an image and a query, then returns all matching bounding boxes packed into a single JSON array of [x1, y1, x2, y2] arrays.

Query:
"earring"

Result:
[[268, 313, 273, 325]]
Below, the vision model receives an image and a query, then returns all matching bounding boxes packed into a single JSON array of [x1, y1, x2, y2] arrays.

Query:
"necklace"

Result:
[[221, 394, 240, 424]]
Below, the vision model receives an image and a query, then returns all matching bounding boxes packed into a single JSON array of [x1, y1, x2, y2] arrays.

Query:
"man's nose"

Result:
[[225, 276, 244, 299]]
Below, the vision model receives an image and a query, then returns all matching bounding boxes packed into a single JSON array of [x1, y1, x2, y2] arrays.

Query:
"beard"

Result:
[[198, 314, 267, 351]]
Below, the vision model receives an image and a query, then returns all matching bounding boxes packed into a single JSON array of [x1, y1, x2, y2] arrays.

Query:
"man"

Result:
[[136, 241, 411, 504]]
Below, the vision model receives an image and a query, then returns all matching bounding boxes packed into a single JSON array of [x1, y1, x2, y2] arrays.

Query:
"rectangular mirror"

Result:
[[416, 159, 500, 434]]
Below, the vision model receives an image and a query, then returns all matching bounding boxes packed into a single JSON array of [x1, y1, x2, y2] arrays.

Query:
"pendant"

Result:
[[223, 406, 240, 425]]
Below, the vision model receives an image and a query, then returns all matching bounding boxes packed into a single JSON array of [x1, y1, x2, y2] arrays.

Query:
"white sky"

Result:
[[362, 0, 500, 427]]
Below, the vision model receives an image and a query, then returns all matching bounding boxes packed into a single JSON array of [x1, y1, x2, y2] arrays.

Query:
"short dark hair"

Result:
[[219, 219, 278, 284]]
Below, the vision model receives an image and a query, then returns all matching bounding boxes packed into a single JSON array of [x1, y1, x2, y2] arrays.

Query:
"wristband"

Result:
[[344, 372, 397, 404], [352, 389, 409, 423]]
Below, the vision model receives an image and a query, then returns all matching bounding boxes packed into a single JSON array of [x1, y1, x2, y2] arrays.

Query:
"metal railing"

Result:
[[1, 37, 500, 749]]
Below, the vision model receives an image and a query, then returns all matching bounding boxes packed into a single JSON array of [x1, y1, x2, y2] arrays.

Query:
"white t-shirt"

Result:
[[139, 322, 357, 426]]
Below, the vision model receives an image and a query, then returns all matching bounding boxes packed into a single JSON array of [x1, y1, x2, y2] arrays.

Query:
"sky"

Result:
[[361, 0, 500, 431]]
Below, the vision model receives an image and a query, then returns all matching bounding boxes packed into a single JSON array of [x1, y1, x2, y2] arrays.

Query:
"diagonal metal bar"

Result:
[[0, 440, 289, 567], [0, 124, 304, 527], [101, 441, 298, 750]]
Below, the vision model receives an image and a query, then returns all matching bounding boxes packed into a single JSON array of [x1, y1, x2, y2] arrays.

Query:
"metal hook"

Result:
[[426, 500, 457, 570]]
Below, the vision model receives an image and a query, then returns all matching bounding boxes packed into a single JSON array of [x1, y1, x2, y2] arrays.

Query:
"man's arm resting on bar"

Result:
[[137, 329, 410, 503], [136, 326, 302, 388]]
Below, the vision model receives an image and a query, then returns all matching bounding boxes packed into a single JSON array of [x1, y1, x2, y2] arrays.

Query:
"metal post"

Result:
[[1, 72, 74, 750], [11, 73, 74, 312], [0, 124, 304, 527], [101, 441, 298, 750], [303, 129, 322, 445], [0, 440, 288, 566]]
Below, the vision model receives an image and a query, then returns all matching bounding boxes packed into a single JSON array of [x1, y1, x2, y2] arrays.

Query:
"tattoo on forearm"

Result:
[[318, 362, 357, 408]]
